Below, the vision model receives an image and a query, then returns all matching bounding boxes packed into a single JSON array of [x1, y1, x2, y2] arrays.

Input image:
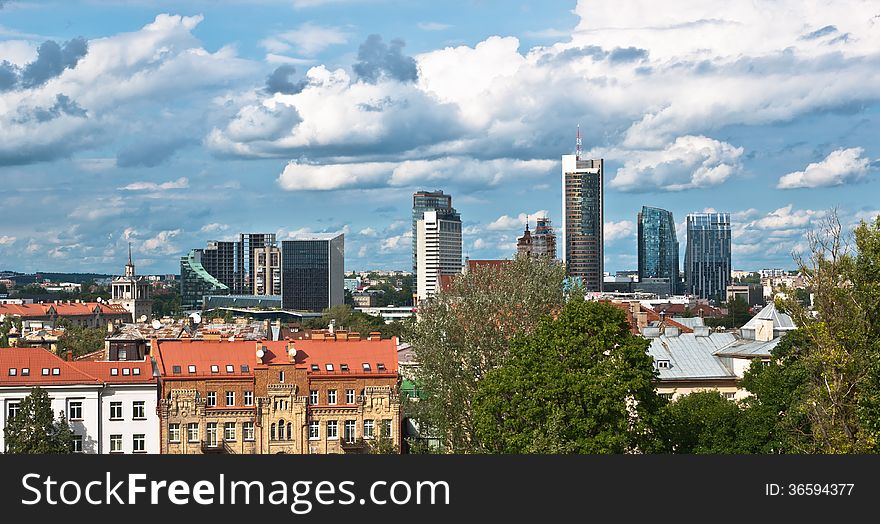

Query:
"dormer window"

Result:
[[111, 368, 119, 376], [340, 363, 349, 372], [656, 360, 671, 369], [377, 363, 386, 371], [8, 368, 16, 376], [172, 365, 181, 374], [21, 368, 29, 376], [52, 368, 60, 375], [362, 363, 371, 372], [310, 364, 319, 371], [122, 368, 131, 376], [226, 365, 234, 373], [133, 368, 141, 376], [42, 368, 50, 376], [325, 364, 334, 372], [211, 365, 219, 373], [188, 365, 196, 373]]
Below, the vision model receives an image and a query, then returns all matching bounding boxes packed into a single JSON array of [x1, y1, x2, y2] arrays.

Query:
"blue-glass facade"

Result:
[[280, 234, 344, 312], [684, 213, 732, 301], [638, 206, 679, 295]]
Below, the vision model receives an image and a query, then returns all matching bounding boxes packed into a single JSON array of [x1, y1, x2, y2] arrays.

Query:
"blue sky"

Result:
[[1, 0, 878, 275]]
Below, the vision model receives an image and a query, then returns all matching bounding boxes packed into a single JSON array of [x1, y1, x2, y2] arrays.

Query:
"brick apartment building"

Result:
[[153, 331, 401, 454]]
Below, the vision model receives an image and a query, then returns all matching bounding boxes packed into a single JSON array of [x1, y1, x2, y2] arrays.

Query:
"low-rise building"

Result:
[[0, 301, 131, 329], [0, 346, 158, 453]]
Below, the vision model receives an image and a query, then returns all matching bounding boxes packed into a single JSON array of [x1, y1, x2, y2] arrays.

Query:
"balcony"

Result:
[[201, 440, 229, 454], [340, 438, 368, 453]]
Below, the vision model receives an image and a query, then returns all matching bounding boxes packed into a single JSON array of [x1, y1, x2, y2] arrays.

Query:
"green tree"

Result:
[[472, 298, 663, 453], [774, 211, 880, 452], [704, 297, 752, 329], [366, 422, 398, 454], [4, 386, 75, 454], [653, 391, 742, 453], [739, 329, 813, 453], [407, 256, 568, 453], [56, 319, 106, 359]]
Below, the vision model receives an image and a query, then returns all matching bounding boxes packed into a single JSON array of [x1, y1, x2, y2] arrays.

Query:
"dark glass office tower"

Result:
[[412, 190, 454, 284], [638, 206, 680, 295], [180, 249, 230, 310], [562, 156, 603, 291], [280, 234, 344, 312], [685, 212, 731, 301], [200, 240, 237, 290]]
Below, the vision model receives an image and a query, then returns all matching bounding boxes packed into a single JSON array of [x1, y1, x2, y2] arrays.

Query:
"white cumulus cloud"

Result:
[[777, 147, 873, 189]]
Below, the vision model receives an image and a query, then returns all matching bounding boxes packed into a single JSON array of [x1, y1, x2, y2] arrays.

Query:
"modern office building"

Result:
[[280, 234, 344, 312], [237, 233, 276, 295], [637, 206, 680, 296], [180, 249, 231, 310], [517, 216, 557, 259], [416, 209, 462, 303], [562, 153, 604, 291], [685, 212, 732, 301], [253, 245, 282, 296], [412, 191, 454, 286]]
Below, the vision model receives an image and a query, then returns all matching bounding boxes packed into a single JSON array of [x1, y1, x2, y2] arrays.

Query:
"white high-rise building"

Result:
[[416, 209, 462, 304]]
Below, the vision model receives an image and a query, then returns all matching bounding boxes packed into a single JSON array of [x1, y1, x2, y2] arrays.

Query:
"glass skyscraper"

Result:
[[180, 249, 230, 310], [684, 212, 731, 301], [280, 234, 344, 312], [638, 206, 679, 295], [562, 156, 603, 291]]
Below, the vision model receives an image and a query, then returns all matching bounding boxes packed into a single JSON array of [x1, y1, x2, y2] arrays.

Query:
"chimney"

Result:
[[694, 326, 710, 337], [368, 331, 382, 341], [287, 342, 297, 362], [256, 343, 266, 364], [66, 350, 73, 362], [754, 318, 774, 342], [348, 332, 361, 341]]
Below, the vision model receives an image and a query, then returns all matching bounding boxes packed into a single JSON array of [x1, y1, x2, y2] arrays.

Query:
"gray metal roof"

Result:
[[648, 332, 738, 380], [671, 317, 705, 329], [741, 303, 796, 331], [713, 337, 780, 358]]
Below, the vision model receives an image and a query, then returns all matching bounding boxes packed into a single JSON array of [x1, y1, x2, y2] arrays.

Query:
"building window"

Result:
[[41, 368, 49, 376], [327, 390, 337, 405], [325, 364, 334, 372], [71, 435, 83, 453], [226, 391, 235, 406], [309, 421, 319, 440], [68, 401, 83, 421], [340, 364, 349, 372], [224, 422, 236, 441], [345, 389, 355, 404], [118, 348, 127, 361], [8, 368, 16, 376], [278, 419, 287, 440], [172, 365, 181, 374], [724, 392, 736, 401], [279, 370, 285, 383], [243, 422, 255, 441], [326, 420, 338, 440], [188, 365, 196, 373], [364, 420, 374, 439], [8, 401, 20, 420], [110, 402, 122, 420], [110, 434, 123, 453], [382, 419, 392, 439], [659, 393, 674, 401], [206, 423, 218, 446], [362, 363, 371, 372], [133, 434, 146, 453], [309, 390, 318, 405], [344, 420, 356, 443], [270, 423, 276, 441], [377, 363, 386, 372], [206, 391, 216, 407], [132, 401, 145, 419], [187, 423, 199, 443], [244, 391, 253, 406], [211, 365, 219, 374], [169, 424, 181, 443], [52, 368, 60, 375], [241, 364, 249, 373], [226, 365, 234, 373]]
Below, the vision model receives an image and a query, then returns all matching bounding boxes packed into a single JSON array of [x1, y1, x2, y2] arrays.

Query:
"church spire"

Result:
[[125, 242, 135, 278]]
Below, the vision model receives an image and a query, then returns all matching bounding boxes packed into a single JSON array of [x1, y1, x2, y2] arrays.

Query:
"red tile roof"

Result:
[[0, 347, 102, 386], [72, 360, 155, 384], [606, 301, 694, 335], [153, 339, 273, 379], [0, 302, 129, 318], [260, 338, 398, 376]]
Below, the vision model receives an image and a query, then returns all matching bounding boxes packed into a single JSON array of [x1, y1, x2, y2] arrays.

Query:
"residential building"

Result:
[[412, 190, 455, 289], [517, 216, 557, 259], [253, 245, 282, 296], [110, 244, 153, 322], [352, 292, 376, 308], [355, 306, 416, 324], [646, 303, 794, 401], [759, 268, 787, 278], [280, 234, 344, 312], [638, 206, 679, 296], [0, 346, 158, 454], [684, 212, 732, 301], [153, 333, 400, 454], [562, 154, 604, 291], [416, 209, 462, 304], [0, 301, 131, 329], [180, 249, 230, 310]]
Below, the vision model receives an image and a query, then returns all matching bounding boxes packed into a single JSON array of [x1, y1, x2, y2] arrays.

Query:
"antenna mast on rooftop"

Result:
[[576, 124, 582, 160]]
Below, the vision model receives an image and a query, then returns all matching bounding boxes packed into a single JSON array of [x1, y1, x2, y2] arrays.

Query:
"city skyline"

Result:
[[1, 1, 879, 275]]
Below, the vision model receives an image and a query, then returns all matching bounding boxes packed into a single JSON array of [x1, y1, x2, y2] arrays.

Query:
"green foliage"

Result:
[[407, 256, 567, 453], [472, 298, 663, 453], [1, 316, 23, 348], [56, 319, 106, 358], [366, 423, 397, 454], [3, 386, 74, 454], [704, 297, 752, 329], [653, 391, 744, 453]]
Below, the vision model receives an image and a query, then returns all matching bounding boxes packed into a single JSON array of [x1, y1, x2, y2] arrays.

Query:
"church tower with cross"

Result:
[[110, 243, 153, 322]]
